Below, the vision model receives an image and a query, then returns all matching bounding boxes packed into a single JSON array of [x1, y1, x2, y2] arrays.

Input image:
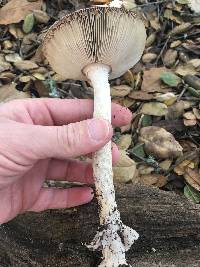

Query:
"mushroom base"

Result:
[[87, 210, 139, 267], [83, 63, 139, 267]]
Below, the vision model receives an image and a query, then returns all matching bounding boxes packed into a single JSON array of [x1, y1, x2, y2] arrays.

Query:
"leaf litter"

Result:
[[0, 0, 200, 203]]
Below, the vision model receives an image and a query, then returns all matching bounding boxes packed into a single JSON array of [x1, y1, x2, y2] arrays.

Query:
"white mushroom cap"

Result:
[[43, 6, 146, 81]]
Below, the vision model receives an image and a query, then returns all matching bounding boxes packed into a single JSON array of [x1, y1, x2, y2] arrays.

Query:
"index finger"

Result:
[[0, 98, 132, 126]]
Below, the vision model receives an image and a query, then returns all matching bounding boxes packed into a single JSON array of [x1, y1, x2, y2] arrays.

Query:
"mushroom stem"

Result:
[[83, 63, 139, 267]]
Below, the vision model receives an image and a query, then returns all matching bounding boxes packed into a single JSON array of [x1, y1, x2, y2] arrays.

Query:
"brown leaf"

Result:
[[174, 160, 196, 176], [128, 90, 154, 100], [0, 0, 42, 25], [138, 174, 167, 188], [0, 83, 31, 102], [141, 67, 169, 92], [184, 168, 200, 191]]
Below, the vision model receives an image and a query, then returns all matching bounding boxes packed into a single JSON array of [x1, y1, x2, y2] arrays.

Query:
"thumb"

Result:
[[25, 118, 113, 159]]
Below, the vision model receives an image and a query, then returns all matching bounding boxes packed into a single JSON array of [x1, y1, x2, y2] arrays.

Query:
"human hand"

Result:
[[0, 98, 132, 224]]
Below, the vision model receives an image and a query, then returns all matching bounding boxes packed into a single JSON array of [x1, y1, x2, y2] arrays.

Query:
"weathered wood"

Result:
[[0, 184, 200, 266]]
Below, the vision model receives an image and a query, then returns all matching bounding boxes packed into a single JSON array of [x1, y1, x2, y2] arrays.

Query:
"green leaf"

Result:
[[176, 0, 188, 4], [160, 72, 181, 87], [141, 114, 152, 127], [131, 143, 146, 159], [187, 87, 200, 98], [44, 78, 60, 98], [23, 13, 35, 34], [184, 184, 200, 204]]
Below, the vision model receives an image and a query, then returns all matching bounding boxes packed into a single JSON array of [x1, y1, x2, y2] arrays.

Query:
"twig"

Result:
[[130, 0, 171, 9], [179, 97, 200, 101], [177, 87, 187, 102], [155, 36, 170, 66], [128, 150, 165, 174]]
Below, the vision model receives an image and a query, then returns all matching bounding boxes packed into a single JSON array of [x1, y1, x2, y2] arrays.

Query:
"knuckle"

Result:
[[57, 123, 81, 155]]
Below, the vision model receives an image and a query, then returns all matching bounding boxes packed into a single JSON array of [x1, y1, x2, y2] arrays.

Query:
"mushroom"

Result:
[[43, 6, 146, 267]]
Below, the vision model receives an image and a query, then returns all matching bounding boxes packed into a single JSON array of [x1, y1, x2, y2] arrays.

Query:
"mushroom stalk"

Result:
[[84, 63, 139, 267]]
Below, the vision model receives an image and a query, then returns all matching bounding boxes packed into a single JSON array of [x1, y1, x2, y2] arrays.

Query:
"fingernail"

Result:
[[88, 119, 111, 142]]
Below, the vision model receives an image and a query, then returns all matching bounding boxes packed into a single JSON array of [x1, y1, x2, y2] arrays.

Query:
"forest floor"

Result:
[[0, 0, 200, 209]]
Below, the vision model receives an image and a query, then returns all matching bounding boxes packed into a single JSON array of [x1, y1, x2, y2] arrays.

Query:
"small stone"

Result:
[[139, 126, 183, 159]]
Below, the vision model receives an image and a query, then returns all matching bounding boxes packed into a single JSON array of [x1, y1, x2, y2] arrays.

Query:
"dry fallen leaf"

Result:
[[142, 53, 157, 64], [111, 85, 132, 97], [156, 92, 177, 106], [163, 49, 178, 67], [138, 173, 167, 188], [174, 160, 196, 175], [159, 159, 172, 171], [183, 118, 197, 126], [14, 60, 38, 71], [139, 126, 183, 159], [142, 67, 169, 92], [128, 90, 154, 100], [183, 111, 196, 120], [165, 101, 185, 120], [0, 83, 30, 102], [0, 0, 42, 25], [140, 102, 168, 116], [193, 108, 200, 120], [113, 150, 137, 183], [184, 168, 200, 191], [116, 134, 132, 151], [176, 63, 197, 76], [138, 164, 154, 175]]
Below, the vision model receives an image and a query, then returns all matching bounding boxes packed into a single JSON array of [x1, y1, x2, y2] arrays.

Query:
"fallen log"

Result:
[[0, 184, 200, 267]]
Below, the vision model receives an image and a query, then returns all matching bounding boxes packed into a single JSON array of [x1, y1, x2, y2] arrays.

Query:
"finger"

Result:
[[85, 142, 119, 164], [28, 187, 94, 212], [13, 118, 113, 159], [0, 99, 132, 126], [46, 159, 93, 184], [46, 145, 120, 183]]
